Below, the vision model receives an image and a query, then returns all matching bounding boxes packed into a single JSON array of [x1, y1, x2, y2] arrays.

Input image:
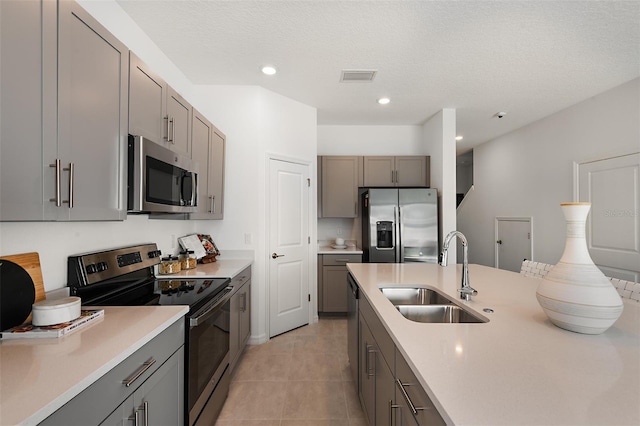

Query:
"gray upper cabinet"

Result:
[[129, 51, 167, 144], [363, 156, 430, 187], [190, 109, 225, 220], [129, 52, 192, 156], [1, 0, 128, 221], [319, 156, 363, 218], [166, 87, 192, 156]]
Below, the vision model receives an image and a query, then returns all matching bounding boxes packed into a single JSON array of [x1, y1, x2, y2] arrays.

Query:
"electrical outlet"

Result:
[[245, 233, 252, 244], [337, 228, 343, 235]]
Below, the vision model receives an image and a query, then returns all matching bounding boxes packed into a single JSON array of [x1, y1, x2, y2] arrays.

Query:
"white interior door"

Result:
[[268, 158, 310, 337], [495, 217, 532, 272], [577, 153, 640, 282]]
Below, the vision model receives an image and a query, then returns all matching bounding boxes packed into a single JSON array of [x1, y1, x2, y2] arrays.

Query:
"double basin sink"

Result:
[[380, 286, 487, 324]]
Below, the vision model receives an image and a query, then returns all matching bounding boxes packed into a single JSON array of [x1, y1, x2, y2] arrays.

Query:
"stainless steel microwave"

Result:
[[127, 135, 198, 213]]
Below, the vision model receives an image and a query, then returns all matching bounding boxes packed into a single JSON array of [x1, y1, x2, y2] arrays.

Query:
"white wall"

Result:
[[423, 109, 458, 262], [457, 78, 640, 268], [0, 1, 318, 344]]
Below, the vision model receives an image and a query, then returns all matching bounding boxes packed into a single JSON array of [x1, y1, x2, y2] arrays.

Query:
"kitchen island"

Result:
[[347, 263, 640, 425], [0, 305, 188, 426]]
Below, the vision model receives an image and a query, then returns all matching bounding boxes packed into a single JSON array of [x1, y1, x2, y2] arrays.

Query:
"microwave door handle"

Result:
[[191, 172, 197, 207]]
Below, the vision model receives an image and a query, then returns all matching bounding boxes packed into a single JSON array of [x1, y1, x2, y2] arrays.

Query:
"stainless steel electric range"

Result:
[[67, 243, 233, 426]]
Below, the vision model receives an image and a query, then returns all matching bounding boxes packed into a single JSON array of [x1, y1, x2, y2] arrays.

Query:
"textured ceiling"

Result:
[[116, 0, 640, 153]]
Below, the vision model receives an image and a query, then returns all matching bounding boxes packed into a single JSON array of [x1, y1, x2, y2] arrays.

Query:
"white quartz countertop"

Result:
[[158, 257, 252, 279], [318, 245, 363, 254], [0, 305, 188, 426], [347, 263, 640, 425]]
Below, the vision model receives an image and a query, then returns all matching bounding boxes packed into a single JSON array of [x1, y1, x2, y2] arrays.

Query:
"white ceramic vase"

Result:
[[536, 202, 623, 334]]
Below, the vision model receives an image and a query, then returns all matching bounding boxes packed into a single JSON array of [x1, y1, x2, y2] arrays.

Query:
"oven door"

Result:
[[188, 289, 232, 425]]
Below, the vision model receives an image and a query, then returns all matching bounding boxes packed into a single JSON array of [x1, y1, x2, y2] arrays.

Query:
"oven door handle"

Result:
[[190, 286, 233, 327]]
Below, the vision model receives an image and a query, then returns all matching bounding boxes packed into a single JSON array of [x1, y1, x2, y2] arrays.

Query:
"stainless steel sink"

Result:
[[380, 286, 454, 306], [396, 304, 487, 324], [380, 286, 488, 324]]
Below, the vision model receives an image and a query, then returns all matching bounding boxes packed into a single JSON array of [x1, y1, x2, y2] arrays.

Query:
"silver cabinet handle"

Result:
[[62, 163, 74, 208], [366, 345, 376, 377], [334, 259, 351, 263], [49, 159, 61, 206], [171, 116, 176, 145], [128, 410, 139, 426], [391, 170, 394, 183], [396, 378, 425, 415], [212, 195, 216, 214], [271, 253, 284, 259], [389, 400, 400, 426], [209, 195, 214, 213], [143, 401, 149, 426], [165, 115, 170, 141], [241, 292, 247, 312], [122, 358, 156, 387]]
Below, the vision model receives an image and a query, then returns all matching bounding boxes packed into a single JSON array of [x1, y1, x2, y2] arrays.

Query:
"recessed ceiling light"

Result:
[[261, 66, 277, 75], [455, 136, 463, 141], [377, 97, 390, 105]]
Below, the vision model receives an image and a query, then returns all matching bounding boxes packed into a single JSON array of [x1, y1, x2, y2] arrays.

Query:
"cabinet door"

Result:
[[58, 0, 128, 221], [363, 156, 395, 187], [322, 266, 349, 312], [229, 289, 241, 368], [395, 156, 429, 187], [0, 0, 53, 220], [375, 354, 396, 426], [135, 347, 185, 426], [359, 313, 375, 425], [191, 110, 213, 218], [209, 129, 225, 219], [129, 52, 167, 143], [239, 281, 251, 348], [167, 87, 192, 155], [321, 156, 362, 218], [99, 396, 135, 426]]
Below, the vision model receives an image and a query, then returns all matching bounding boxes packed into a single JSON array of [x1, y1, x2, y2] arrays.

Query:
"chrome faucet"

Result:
[[439, 231, 478, 301]]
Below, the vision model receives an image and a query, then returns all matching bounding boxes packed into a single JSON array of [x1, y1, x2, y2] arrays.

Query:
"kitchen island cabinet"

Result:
[[1, 0, 128, 221], [347, 263, 640, 425], [0, 306, 188, 426]]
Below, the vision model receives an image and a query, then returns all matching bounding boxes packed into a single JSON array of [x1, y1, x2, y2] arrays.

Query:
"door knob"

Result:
[[496, 240, 503, 245], [272, 252, 284, 259]]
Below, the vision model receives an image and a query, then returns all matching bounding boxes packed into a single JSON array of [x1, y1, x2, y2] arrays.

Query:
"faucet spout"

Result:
[[439, 231, 478, 301]]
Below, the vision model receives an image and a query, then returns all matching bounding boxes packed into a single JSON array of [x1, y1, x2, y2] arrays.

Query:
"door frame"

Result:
[[494, 216, 533, 269], [265, 153, 315, 339]]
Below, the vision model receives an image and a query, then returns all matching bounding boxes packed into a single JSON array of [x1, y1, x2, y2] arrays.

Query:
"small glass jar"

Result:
[[159, 256, 181, 275], [179, 250, 197, 270]]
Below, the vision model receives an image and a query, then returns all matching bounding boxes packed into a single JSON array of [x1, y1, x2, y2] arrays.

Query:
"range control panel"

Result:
[[68, 243, 162, 287]]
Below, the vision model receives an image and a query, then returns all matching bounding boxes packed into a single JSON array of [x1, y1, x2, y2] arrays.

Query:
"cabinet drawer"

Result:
[[230, 266, 251, 291], [395, 348, 445, 426], [359, 295, 394, 371], [321, 254, 362, 266], [41, 319, 185, 426]]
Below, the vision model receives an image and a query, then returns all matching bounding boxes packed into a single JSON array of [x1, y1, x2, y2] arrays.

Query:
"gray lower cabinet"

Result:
[[318, 254, 362, 313], [1, 0, 128, 221], [358, 293, 445, 426], [41, 319, 185, 426], [358, 305, 395, 426], [229, 266, 251, 372], [190, 109, 225, 220]]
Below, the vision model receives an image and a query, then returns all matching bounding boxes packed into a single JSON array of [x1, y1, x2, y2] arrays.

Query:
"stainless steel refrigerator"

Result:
[[361, 188, 439, 263]]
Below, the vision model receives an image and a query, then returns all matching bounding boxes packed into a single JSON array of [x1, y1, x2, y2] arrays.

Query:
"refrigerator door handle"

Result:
[[394, 206, 401, 262], [398, 206, 404, 263]]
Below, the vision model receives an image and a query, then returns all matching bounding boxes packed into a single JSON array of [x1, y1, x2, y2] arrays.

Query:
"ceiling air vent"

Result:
[[340, 69, 377, 82]]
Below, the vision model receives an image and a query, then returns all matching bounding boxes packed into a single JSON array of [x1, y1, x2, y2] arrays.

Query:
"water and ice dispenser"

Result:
[[376, 221, 394, 248]]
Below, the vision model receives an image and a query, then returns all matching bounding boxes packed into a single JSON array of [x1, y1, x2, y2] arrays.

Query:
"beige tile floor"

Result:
[[215, 316, 367, 426]]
